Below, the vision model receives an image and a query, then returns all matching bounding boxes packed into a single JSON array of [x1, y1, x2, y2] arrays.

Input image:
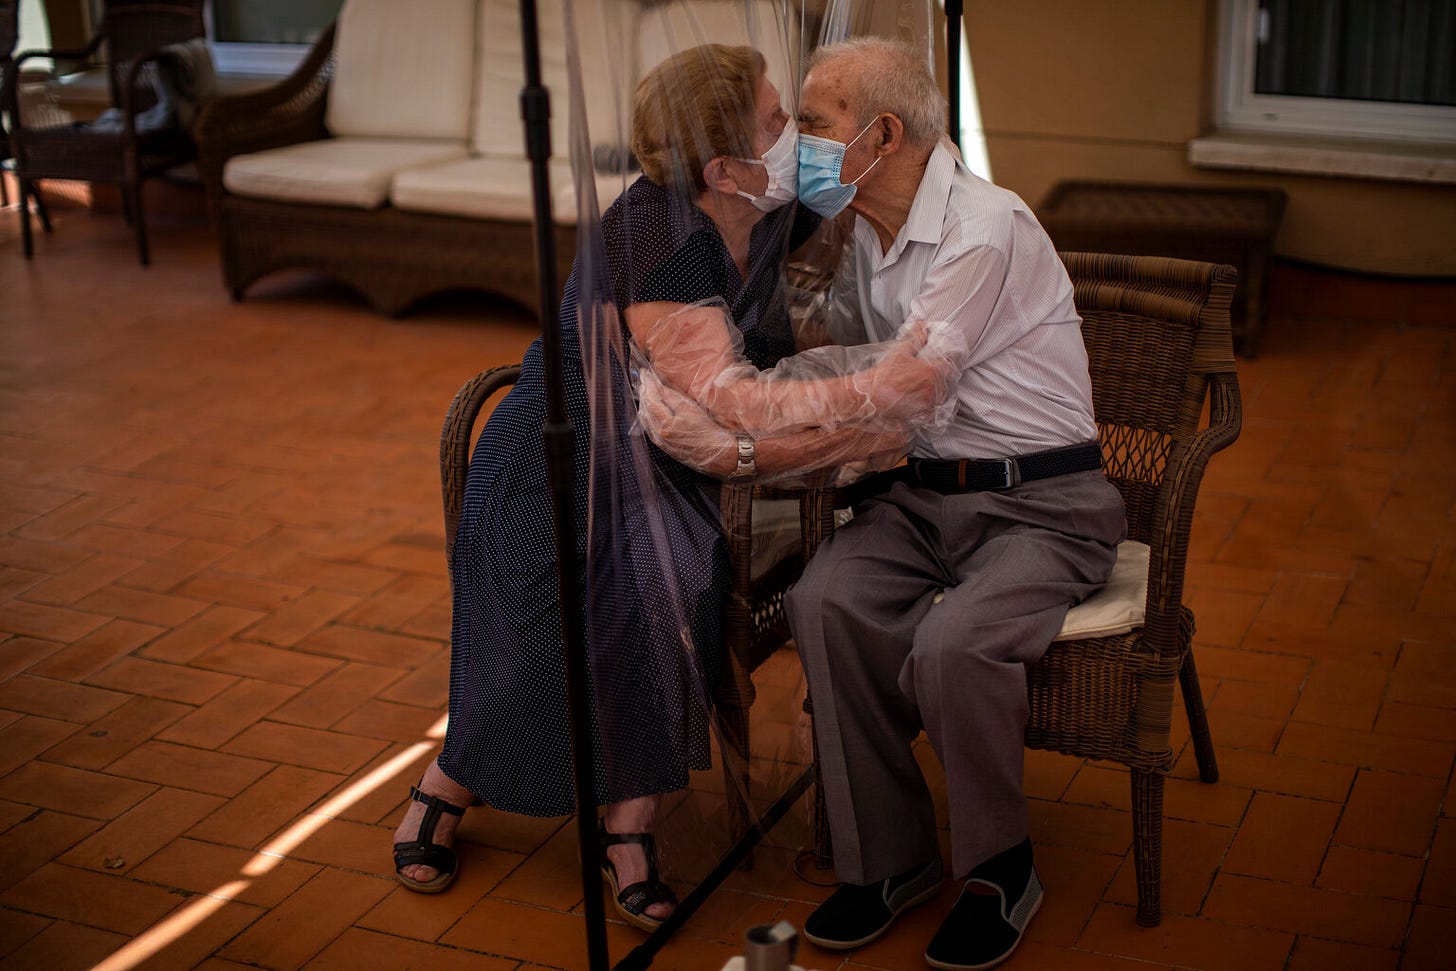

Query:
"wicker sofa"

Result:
[[195, 0, 796, 316]]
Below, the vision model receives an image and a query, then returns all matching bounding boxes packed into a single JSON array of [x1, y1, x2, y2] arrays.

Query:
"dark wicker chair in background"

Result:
[[0, 0, 26, 210], [2, 0, 205, 264], [801, 252, 1241, 927], [437, 364, 823, 846]]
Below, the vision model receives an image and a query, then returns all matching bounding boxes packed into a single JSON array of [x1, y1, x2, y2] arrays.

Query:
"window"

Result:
[[207, 0, 342, 75], [1216, 0, 1456, 143]]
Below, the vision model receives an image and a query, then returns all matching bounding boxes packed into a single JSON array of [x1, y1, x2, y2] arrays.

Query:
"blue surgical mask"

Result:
[[796, 117, 881, 218]]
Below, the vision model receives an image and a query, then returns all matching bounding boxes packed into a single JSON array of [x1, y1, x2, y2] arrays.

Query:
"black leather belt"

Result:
[[910, 441, 1102, 492]]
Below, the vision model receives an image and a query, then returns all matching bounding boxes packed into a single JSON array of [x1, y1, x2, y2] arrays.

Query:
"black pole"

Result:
[[517, 1, 610, 968], [945, 0, 963, 151]]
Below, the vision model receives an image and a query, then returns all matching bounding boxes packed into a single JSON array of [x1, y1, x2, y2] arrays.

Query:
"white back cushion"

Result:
[[326, 0, 478, 141], [474, 0, 572, 156]]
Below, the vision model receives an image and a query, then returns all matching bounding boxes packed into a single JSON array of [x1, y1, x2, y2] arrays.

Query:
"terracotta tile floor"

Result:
[[2, 195, 1455, 971]]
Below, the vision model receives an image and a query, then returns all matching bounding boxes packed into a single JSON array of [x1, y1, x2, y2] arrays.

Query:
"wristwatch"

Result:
[[730, 435, 756, 479]]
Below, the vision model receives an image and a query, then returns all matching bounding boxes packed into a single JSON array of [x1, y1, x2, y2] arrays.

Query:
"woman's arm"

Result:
[[636, 369, 909, 483], [624, 300, 950, 439]]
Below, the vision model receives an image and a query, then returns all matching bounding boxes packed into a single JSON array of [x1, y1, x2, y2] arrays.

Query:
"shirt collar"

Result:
[[861, 141, 958, 267], [904, 142, 957, 246]]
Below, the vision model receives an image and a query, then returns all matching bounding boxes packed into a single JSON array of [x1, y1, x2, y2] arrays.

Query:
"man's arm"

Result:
[[898, 240, 1017, 374], [624, 300, 949, 439]]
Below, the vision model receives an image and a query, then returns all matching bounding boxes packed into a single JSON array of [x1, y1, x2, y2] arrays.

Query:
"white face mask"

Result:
[[735, 121, 799, 212]]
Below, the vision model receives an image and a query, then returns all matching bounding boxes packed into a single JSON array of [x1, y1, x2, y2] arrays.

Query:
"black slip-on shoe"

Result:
[[924, 839, 1042, 970], [802, 857, 943, 951]]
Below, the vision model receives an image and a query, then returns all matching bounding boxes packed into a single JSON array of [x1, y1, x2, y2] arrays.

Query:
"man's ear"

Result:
[[702, 156, 737, 194], [876, 114, 906, 156]]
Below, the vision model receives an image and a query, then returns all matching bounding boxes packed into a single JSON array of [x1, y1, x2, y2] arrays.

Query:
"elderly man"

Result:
[[785, 37, 1127, 970]]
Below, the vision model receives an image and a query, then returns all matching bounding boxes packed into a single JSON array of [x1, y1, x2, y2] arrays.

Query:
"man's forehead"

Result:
[[799, 66, 851, 121]]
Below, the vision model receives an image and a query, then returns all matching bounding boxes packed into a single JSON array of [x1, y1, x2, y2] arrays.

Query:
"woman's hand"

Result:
[[860, 327, 954, 420], [636, 370, 740, 477]]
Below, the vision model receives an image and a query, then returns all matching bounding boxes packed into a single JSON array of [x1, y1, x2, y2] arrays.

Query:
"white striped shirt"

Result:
[[829, 143, 1097, 460]]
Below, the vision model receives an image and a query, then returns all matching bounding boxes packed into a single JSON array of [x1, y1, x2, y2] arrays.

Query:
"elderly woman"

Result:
[[391, 43, 945, 930]]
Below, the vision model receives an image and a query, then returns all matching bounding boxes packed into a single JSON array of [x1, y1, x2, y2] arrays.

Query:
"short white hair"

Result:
[[807, 37, 947, 147]]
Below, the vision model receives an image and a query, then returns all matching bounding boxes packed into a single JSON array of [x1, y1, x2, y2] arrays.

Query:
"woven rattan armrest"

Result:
[[193, 24, 335, 197], [1140, 372, 1241, 650], [3, 39, 105, 120], [11, 34, 106, 69]]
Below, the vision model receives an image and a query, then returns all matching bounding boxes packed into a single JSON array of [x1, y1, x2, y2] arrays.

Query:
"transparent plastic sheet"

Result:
[[446, 0, 947, 930]]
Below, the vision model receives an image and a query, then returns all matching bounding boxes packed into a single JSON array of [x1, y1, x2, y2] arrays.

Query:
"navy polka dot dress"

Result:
[[439, 176, 795, 816]]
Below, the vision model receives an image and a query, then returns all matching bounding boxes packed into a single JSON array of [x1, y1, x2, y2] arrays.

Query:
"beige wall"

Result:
[[965, 0, 1456, 277]]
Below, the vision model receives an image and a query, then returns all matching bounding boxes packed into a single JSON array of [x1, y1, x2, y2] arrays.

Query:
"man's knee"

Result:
[[909, 600, 1028, 671], [786, 541, 851, 621]]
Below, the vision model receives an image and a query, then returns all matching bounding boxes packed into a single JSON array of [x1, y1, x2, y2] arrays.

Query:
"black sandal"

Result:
[[393, 785, 467, 894], [599, 819, 678, 931]]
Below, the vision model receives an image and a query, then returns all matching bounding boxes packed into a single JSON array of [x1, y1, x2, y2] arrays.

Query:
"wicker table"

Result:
[[1036, 181, 1287, 356]]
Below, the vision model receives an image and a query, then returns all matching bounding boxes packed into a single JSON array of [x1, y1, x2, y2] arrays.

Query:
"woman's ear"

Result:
[[702, 156, 738, 194]]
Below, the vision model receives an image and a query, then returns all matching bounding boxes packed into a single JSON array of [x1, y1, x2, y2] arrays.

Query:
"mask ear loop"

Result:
[[843, 116, 885, 187], [733, 158, 767, 205]]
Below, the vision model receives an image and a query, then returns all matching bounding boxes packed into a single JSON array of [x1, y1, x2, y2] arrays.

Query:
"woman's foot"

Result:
[[392, 761, 474, 892], [601, 796, 676, 927]]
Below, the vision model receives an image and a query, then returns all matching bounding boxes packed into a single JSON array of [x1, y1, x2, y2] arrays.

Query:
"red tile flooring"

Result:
[[2, 194, 1455, 970]]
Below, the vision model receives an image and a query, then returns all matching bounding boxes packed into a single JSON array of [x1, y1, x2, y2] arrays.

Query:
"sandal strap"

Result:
[[599, 821, 661, 884], [407, 786, 466, 850], [409, 785, 466, 817], [600, 830, 653, 849], [393, 840, 457, 875], [616, 878, 677, 916]]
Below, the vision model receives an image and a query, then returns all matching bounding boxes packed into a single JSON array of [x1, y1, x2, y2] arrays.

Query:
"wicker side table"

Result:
[[1036, 181, 1287, 356]]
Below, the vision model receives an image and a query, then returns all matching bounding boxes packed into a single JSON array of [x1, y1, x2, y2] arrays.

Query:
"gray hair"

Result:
[[806, 37, 947, 148]]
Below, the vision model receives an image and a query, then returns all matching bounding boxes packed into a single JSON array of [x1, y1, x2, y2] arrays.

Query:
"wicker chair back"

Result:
[[98, 1, 206, 110]]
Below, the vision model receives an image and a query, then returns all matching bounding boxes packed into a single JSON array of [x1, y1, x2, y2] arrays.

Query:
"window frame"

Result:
[[1215, 0, 1456, 145]]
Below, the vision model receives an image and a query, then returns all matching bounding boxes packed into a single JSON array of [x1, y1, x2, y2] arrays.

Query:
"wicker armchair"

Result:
[[0, 0, 31, 212], [2, 0, 205, 264], [1029, 252, 1237, 925], [801, 252, 1240, 927], [1, 0, 13, 207], [438, 364, 818, 838]]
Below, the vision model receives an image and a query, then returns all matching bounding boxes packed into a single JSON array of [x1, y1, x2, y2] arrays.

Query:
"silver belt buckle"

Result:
[[996, 457, 1020, 489]]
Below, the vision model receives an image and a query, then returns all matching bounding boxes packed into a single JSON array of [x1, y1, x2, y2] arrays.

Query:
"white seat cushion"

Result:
[[326, 0, 478, 141], [391, 155, 544, 221], [224, 138, 470, 210], [1054, 540, 1149, 641], [553, 167, 636, 225]]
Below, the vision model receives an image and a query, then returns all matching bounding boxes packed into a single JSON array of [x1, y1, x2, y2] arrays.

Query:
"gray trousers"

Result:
[[785, 470, 1126, 883]]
